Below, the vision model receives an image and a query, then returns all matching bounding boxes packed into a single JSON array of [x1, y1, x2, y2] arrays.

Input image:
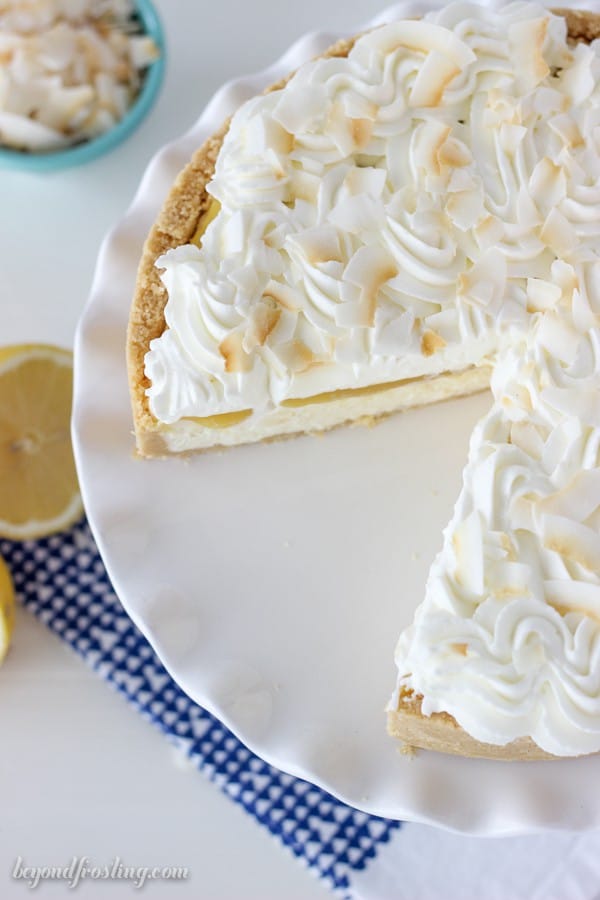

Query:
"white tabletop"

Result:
[[0, 0, 396, 896]]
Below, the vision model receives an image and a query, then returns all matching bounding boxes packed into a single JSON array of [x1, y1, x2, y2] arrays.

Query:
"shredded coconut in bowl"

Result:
[[0, 0, 159, 152]]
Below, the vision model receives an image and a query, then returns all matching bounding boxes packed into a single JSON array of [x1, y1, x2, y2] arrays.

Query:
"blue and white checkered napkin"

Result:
[[3, 519, 600, 900]]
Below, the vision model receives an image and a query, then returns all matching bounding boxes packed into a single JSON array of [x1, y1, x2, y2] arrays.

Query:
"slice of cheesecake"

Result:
[[389, 267, 600, 760]]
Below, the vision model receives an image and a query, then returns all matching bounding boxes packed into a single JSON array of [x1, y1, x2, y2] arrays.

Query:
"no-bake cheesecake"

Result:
[[128, 2, 600, 759]]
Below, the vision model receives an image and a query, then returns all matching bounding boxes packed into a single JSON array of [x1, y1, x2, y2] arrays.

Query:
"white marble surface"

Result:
[[0, 0, 396, 895]]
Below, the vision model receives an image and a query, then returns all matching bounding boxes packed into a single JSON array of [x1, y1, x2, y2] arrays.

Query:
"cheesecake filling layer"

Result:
[[145, 1, 578, 425], [177, 368, 480, 425]]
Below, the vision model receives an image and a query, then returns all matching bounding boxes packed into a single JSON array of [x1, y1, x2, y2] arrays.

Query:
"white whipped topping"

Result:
[[394, 261, 600, 755], [0, 0, 158, 152], [147, 0, 575, 422], [147, 1, 600, 754]]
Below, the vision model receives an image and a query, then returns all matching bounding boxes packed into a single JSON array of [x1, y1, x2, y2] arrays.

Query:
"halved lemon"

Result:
[[0, 344, 83, 540], [0, 555, 15, 664]]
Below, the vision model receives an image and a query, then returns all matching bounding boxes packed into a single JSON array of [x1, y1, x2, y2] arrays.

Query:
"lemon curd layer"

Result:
[[183, 409, 252, 428], [281, 375, 425, 408], [180, 372, 459, 425], [192, 199, 221, 246]]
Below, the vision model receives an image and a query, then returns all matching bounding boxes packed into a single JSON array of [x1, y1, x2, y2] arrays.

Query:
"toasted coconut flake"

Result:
[[343, 245, 397, 326], [551, 259, 579, 302], [289, 225, 344, 265], [421, 329, 446, 357], [526, 277, 562, 313], [409, 50, 461, 108], [509, 17, 550, 91], [438, 136, 471, 168], [262, 280, 301, 313], [275, 340, 316, 374], [535, 311, 580, 365], [0, 106, 68, 148], [543, 515, 600, 573], [413, 120, 451, 176], [128, 34, 159, 69], [349, 116, 373, 149], [529, 157, 566, 211], [219, 332, 252, 373], [446, 188, 485, 231], [376, 20, 476, 69], [243, 296, 281, 352], [540, 208, 578, 256], [548, 112, 583, 148]]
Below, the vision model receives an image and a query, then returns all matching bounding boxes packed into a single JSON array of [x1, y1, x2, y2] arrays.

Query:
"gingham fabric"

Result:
[[4, 518, 600, 900]]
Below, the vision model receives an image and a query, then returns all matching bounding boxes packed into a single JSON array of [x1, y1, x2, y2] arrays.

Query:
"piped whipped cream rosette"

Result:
[[138, 0, 600, 756], [0, 0, 158, 151]]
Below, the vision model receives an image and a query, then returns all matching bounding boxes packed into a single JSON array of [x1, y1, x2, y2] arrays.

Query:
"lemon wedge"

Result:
[[0, 555, 15, 664], [0, 344, 83, 540]]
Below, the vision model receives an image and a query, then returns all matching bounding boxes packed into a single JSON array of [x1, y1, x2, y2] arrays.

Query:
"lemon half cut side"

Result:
[[0, 555, 15, 664], [0, 344, 83, 540]]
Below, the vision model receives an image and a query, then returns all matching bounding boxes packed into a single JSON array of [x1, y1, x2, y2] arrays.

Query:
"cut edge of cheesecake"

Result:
[[134, 365, 492, 455]]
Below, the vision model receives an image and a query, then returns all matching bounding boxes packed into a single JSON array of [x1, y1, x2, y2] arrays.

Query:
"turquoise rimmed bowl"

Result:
[[0, 0, 165, 171]]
